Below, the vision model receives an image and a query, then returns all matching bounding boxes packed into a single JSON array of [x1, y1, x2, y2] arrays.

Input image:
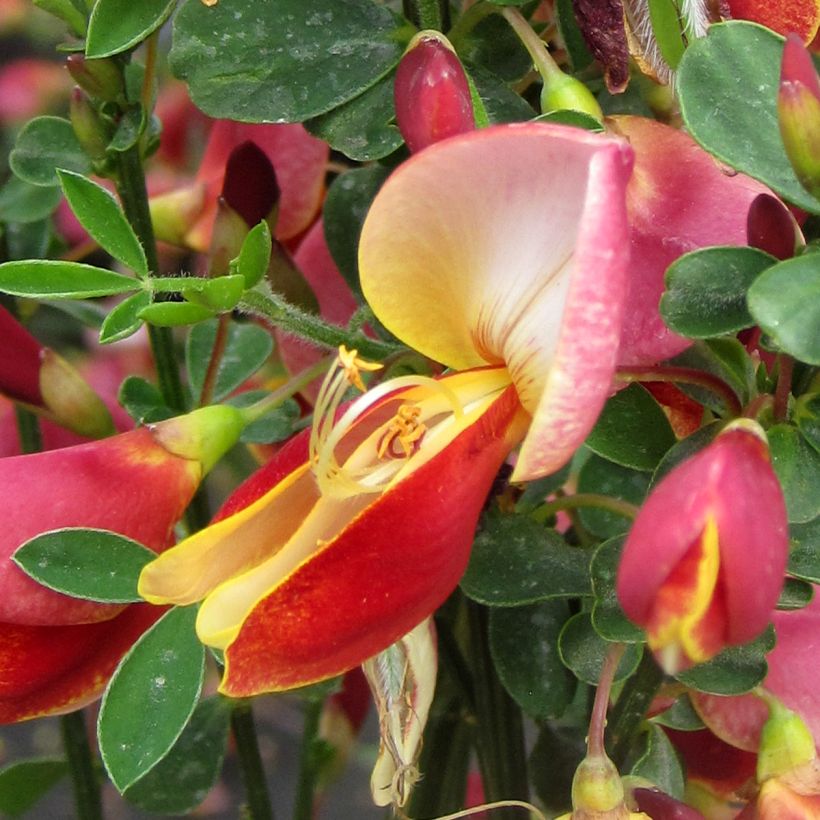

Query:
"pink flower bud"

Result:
[[65, 54, 122, 102], [394, 32, 475, 153], [617, 421, 789, 674]]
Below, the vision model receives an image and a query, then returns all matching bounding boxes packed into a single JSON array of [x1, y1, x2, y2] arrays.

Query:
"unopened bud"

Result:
[[394, 31, 475, 153], [69, 87, 109, 161], [757, 697, 817, 783], [572, 753, 626, 813], [221, 140, 280, 229], [541, 72, 603, 122], [66, 54, 122, 102], [149, 182, 208, 247], [746, 193, 799, 260], [209, 197, 250, 276], [778, 33, 820, 200]]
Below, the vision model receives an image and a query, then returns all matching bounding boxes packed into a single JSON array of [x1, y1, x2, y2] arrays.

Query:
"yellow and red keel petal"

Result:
[[219, 384, 528, 696]]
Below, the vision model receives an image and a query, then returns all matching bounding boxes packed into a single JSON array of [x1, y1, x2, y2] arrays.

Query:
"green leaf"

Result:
[[585, 384, 676, 471], [58, 170, 148, 276], [648, 0, 686, 70], [33, 0, 87, 36], [661, 246, 775, 338], [670, 338, 754, 412], [99, 605, 205, 792], [186, 319, 274, 403], [236, 221, 272, 289], [529, 724, 585, 817], [630, 724, 685, 799], [796, 394, 820, 456], [0, 759, 68, 817], [590, 537, 645, 643], [747, 254, 820, 365], [555, 0, 594, 71], [651, 694, 705, 731], [558, 612, 643, 685], [138, 301, 215, 326], [768, 425, 820, 523], [489, 601, 576, 720], [676, 625, 775, 694], [108, 105, 146, 153], [170, 0, 409, 122], [677, 22, 820, 213], [461, 513, 591, 606], [4, 218, 52, 261], [10, 116, 92, 186], [99, 291, 150, 344], [0, 175, 62, 224], [306, 72, 404, 162], [13, 528, 156, 603], [226, 390, 301, 445], [467, 62, 536, 124], [183, 275, 246, 313], [788, 515, 820, 583], [86, 0, 177, 58], [0, 260, 139, 299], [515, 464, 571, 514], [324, 164, 390, 299], [577, 455, 650, 539], [42, 298, 108, 329], [777, 577, 814, 610], [123, 696, 231, 814], [535, 109, 605, 132], [118, 375, 174, 424], [455, 11, 531, 82]]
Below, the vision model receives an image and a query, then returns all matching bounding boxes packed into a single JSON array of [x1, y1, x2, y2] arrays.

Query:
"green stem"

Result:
[[447, 1, 497, 48], [60, 711, 103, 820], [606, 651, 664, 766], [411, 0, 442, 30], [240, 289, 402, 361], [466, 600, 529, 820], [532, 493, 639, 524], [293, 698, 323, 820], [231, 702, 274, 820], [500, 6, 562, 80], [115, 145, 186, 414], [13, 406, 42, 454], [615, 365, 743, 418]]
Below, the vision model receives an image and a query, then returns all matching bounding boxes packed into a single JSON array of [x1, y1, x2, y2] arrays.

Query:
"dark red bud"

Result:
[[66, 54, 122, 102], [221, 140, 280, 228], [632, 788, 707, 819], [746, 193, 796, 260]]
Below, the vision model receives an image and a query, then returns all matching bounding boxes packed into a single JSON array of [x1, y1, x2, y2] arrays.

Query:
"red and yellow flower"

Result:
[[139, 122, 635, 696]]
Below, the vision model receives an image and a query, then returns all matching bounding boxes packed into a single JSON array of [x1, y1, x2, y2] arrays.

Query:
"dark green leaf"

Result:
[[669, 338, 754, 412], [0, 758, 68, 817], [769, 424, 820, 523], [788, 515, 820, 583], [535, 109, 605, 131], [651, 421, 722, 484], [0, 175, 62, 224], [108, 105, 146, 153], [463, 62, 535, 124], [10, 116, 92, 186], [99, 291, 150, 344], [306, 72, 403, 161], [226, 391, 301, 445], [186, 319, 274, 403], [777, 577, 814, 610], [489, 601, 576, 721], [630, 724, 685, 799], [118, 375, 174, 424], [461, 513, 591, 606], [58, 170, 148, 276], [455, 11, 531, 82], [139, 301, 215, 326], [585, 383, 676, 471], [577, 455, 650, 539], [590, 536, 644, 642], [13, 528, 155, 603], [42, 299, 107, 329], [0, 260, 139, 299], [123, 696, 231, 814], [236, 221, 272, 289], [33, 0, 86, 36], [661, 246, 775, 337], [86, 0, 177, 58], [676, 625, 775, 694], [648, 0, 685, 70], [4, 218, 52, 260], [324, 164, 390, 299], [529, 724, 585, 817], [555, 0, 594, 71], [796, 394, 820, 456], [651, 694, 705, 731], [170, 0, 409, 122], [515, 464, 571, 514], [558, 612, 643, 685], [678, 22, 820, 213], [99, 605, 205, 791], [747, 254, 820, 365]]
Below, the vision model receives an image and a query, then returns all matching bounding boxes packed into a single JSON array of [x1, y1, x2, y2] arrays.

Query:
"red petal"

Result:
[[728, 0, 820, 42]]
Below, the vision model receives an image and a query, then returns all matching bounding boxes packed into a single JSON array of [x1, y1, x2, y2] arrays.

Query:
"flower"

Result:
[[616, 420, 789, 674], [726, 0, 820, 43], [0, 405, 245, 722], [139, 123, 634, 695]]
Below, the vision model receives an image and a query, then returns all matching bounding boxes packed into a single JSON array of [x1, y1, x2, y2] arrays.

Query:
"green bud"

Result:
[[541, 73, 603, 122], [69, 87, 109, 161], [66, 54, 123, 102], [757, 697, 817, 782]]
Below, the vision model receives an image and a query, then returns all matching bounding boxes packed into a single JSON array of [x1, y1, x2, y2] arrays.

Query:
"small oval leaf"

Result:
[[9, 116, 91, 186], [86, 0, 177, 58]]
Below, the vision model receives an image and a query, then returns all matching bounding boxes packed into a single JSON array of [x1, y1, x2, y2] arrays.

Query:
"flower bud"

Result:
[[541, 71, 603, 121], [65, 54, 122, 102], [149, 182, 208, 246], [557, 752, 649, 819], [757, 698, 816, 783], [746, 193, 799, 260], [394, 31, 475, 153], [617, 420, 789, 674], [779, 33, 820, 201], [69, 86, 109, 161]]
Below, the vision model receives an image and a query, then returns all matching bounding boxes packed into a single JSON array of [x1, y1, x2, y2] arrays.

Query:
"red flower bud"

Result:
[[617, 421, 788, 673], [394, 32, 475, 153]]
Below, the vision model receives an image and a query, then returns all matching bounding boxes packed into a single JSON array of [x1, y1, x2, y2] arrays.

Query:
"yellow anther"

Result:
[[377, 404, 427, 459], [338, 345, 382, 392]]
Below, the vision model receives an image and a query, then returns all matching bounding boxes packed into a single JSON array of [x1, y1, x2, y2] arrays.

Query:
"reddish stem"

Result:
[[588, 643, 625, 758], [773, 354, 794, 423]]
